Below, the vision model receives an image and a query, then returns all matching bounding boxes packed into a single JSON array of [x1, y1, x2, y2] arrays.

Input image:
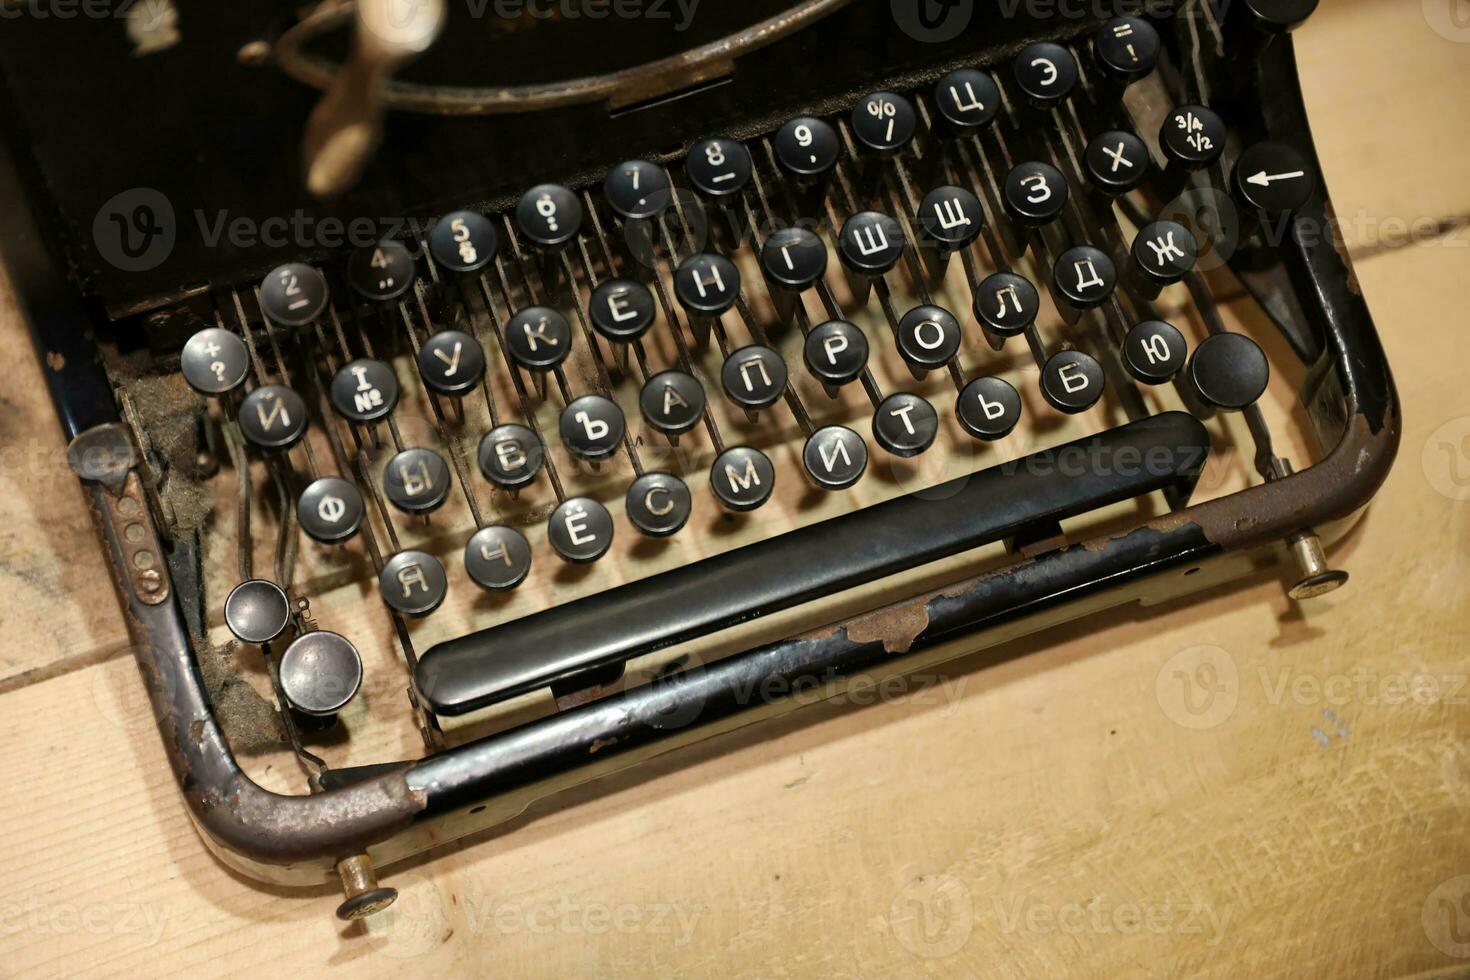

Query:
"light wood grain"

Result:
[[2, 0, 1469, 976]]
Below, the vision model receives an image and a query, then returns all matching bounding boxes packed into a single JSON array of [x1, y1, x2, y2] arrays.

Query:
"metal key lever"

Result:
[[302, 0, 445, 197], [416, 412, 1212, 716]]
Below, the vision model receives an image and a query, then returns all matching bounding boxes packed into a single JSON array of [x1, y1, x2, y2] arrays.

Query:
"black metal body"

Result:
[[0, 3, 1398, 887]]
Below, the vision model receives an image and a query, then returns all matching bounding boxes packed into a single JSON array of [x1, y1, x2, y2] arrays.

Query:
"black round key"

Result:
[[548, 497, 614, 563], [640, 370, 705, 435], [297, 476, 365, 544], [674, 253, 741, 315], [382, 447, 451, 514], [1093, 16, 1160, 83], [1013, 42, 1078, 105], [918, 186, 984, 250], [838, 211, 906, 275], [851, 91, 917, 155], [1233, 142, 1314, 218], [804, 320, 869, 387], [1085, 130, 1150, 195], [710, 446, 775, 512], [872, 392, 938, 457], [933, 69, 1001, 133], [347, 240, 415, 301], [974, 271, 1039, 337], [626, 472, 692, 537], [379, 550, 447, 617], [761, 227, 828, 291], [721, 345, 787, 411], [559, 394, 625, 462], [1189, 333, 1269, 410], [589, 279, 656, 342], [429, 211, 497, 273], [604, 160, 671, 221], [464, 525, 532, 591], [279, 631, 362, 716], [224, 579, 291, 645], [773, 117, 840, 180], [685, 138, 752, 199], [1161, 105, 1226, 169], [417, 330, 486, 396], [330, 358, 398, 423], [956, 376, 1022, 441], [1040, 349, 1105, 414], [1131, 221, 1198, 287], [1053, 245, 1117, 309], [1003, 162, 1068, 225], [505, 306, 573, 371], [260, 263, 329, 326], [477, 423, 544, 490], [1124, 320, 1188, 385], [515, 183, 582, 249], [897, 305, 962, 372], [1240, 0, 1318, 32], [181, 327, 250, 395], [802, 425, 868, 490], [239, 385, 308, 451]]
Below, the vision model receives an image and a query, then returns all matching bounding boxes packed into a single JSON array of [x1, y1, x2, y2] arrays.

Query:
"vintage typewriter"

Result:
[[0, 0, 1398, 917]]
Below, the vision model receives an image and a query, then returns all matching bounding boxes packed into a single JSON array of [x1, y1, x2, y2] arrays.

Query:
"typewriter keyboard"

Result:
[[141, 13, 1324, 770]]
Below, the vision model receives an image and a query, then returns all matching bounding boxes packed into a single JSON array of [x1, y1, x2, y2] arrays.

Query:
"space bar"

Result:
[[415, 412, 1209, 716]]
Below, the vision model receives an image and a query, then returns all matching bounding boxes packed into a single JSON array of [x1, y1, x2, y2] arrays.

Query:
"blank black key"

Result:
[[559, 394, 625, 462], [1053, 245, 1116, 309], [464, 526, 533, 591], [383, 447, 451, 514], [515, 183, 582, 250], [259, 263, 329, 327], [181, 328, 249, 396], [589, 279, 656, 342], [477, 423, 544, 490], [674, 253, 741, 315], [896, 304, 962, 373], [626, 472, 692, 538], [721, 345, 787, 411], [802, 425, 868, 490], [685, 138, 752, 199], [1161, 105, 1226, 170], [850, 91, 916, 155], [1093, 16, 1160, 84], [379, 550, 447, 617], [417, 329, 486, 396], [804, 320, 869, 388], [956, 376, 1022, 441], [974, 271, 1039, 337], [347, 241, 415, 301], [603, 160, 670, 221], [331, 358, 398, 423], [298, 476, 365, 544], [1013, 42, 1078, 106], [278, 631, 363, 717], [1188, 333, 1269, 410], [1124, 320, 1188, 385], [932, 68, 1000, 135], [1084, 131, 1150, 195], [872, 392, 938, 457], [238, 385, 308, 451], [429, 211, 497, 273], [1131, 221, 1198, 288], [1003, 162, 1068, 226], [505, 307, 573, 371], [1040, 349, 1105, 414], [773, 117, 840, 181], [710, 446, 775, 512], [224, 579, 291, 646], [640, 370, 705, 436], [548, 497, 614, 563]]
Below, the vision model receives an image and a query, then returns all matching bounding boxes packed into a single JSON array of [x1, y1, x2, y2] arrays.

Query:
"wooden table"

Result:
[[3, 1, 1468, 975]]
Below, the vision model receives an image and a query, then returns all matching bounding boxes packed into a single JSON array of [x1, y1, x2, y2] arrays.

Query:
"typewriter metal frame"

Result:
[[0, 11, 1398, 892]]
